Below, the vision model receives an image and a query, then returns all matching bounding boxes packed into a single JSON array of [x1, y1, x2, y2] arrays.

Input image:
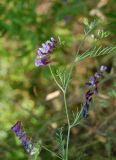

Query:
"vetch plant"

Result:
[[11, 20, 116, 160]]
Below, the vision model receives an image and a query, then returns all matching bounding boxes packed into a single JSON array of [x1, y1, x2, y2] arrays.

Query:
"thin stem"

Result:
[[63, 93, 70, 160], [49, 64, 64, 93], [42, 145, 62, 159], [63, 93, 70, 126], [49, 64, 71, 160], [34, 152, 39, 160], [65, 33, 88, 92], [66, 127, 70, 160], [63, 33, 89, 160], [48, 32, 89, 160]]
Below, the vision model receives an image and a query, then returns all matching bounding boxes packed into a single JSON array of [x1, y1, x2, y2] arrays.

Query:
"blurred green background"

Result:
[[0, 0, 116, 159]]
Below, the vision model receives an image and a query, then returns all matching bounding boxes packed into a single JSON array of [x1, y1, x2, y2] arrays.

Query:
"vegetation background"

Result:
[[0, 0, 116, 159]]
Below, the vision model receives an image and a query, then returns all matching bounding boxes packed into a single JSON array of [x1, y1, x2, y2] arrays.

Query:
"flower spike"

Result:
[[82, 65, 107, 117], [11, 121, 34, 154], [35, 37, 57, 67]]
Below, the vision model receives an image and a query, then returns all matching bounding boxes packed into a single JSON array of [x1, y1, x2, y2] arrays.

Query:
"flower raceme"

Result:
[[35, 37, 57, 66], [82, 65, 107, 117], [11, 121, 34, 155]]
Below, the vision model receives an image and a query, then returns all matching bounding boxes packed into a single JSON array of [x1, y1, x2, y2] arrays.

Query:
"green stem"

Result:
[[48, 33, 88, 160], [63, 93, 70, 126], [63, 93, 70, 160], [42, 146, 62, 159], [63, 33, 88, 160], [49, 65, 70, 160], [65, 33, 88, 92], [49, 64, 64, 93], [34, 153, 39, 160], [66, 127, 70, 160]]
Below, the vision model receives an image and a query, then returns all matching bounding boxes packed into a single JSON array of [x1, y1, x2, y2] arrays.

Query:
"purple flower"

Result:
[[89, 76, 97, 86], [25, 139, 34, 153], [21, 134, 27, 146], [100, 65, 107, 72], [82, 90, 93, 117], [85, 90, 93, 104], [11, 121, 34, 154], [94, 87, 98, 94], [21, 135, 33, 153], [35, 37, 57, 67], [35, 57, 49, 66], [85, 82, 91, 86], [82, 65, 108, 118], [11, 121, 23, 138], [95, 72, 101, 78]]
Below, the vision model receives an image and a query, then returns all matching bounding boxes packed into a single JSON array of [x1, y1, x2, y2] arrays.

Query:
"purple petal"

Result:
[[11, 121, 21, 133], [86, 90, 93, 97], [85, 82, 92, 86], [25, 138, 33, 153], [95, 72, 101, 78], [35, 58, 49, 66], [89, 76, 97, 86], [11, 121, 24, 138], [93, 88, 98, 94], [21, 134, 27, 146], [39, 47, 45, 53], [44, 43, 51, 53], [89, 76, 95, 82], [37, 50, 44, 58], [35, 37, 57, 67], [100, 65, 107, 72]]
